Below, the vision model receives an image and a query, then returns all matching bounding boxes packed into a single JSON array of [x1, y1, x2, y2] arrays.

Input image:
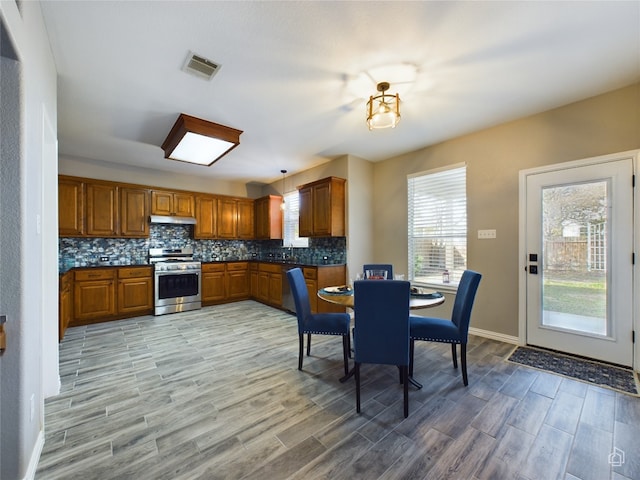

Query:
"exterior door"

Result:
[[524, 156, 634, 366]]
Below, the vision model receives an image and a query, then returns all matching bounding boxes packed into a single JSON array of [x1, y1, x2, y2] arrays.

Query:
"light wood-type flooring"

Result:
[[36, 301, 640, 480]]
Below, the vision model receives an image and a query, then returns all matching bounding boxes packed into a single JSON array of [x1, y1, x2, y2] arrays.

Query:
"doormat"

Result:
[[507, 346, 638, 396]]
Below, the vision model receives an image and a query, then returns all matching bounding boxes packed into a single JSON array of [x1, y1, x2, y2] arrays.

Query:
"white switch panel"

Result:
[[478, 229, 496, 239]]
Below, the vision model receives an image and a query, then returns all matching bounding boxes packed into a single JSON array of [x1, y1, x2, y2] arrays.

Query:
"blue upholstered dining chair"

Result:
[[353, 279, 411, 417], [362, 264, 393, 279], [286, 268, 351, 376], [409, 270, 482, 387]]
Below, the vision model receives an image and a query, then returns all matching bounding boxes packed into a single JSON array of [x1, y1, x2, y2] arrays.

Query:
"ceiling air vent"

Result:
[[182, 52, 221, 80]]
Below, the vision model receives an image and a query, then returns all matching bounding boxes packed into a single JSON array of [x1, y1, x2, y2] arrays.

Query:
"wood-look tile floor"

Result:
[[37, 301, 640, 480]]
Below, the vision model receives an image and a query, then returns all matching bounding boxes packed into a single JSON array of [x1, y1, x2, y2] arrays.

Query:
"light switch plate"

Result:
[[478, 229, 497, 239]]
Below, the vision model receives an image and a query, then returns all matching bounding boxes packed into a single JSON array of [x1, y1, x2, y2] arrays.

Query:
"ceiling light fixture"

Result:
[[366, 82, 400, 130], [161, 113, 242, 166], [280, 169, 287, 211]]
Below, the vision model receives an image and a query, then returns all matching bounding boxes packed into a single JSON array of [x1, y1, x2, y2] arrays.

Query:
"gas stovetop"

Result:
[[149, 247, 200, 270]]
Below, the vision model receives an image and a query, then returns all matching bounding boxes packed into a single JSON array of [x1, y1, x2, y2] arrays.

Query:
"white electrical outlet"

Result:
[[478, 229, 497, 239]]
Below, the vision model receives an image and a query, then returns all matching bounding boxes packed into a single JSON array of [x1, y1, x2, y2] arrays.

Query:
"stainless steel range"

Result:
[[149, 247, 201, 316]]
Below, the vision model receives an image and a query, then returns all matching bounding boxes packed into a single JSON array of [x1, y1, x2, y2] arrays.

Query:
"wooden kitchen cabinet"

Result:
[[59, 271, 73, 341], [86, 183, 119, 237], [194, 195, 217, 239], [202, 263, 226, 304], [217, 198, 238, 238], [151, 190, 194, 217], [117, 266, 153, 315], [257, 263, 282, 307], [59, 177, 85, 236], [237, 199, 255, 239], [307, 265, 347, 314], [254, 195, 282, 240], [249, 263, 259, 298], [298, 176, 346, 237], [73, 269, 117, 324], [119, 187, 150, 237], [226, 262, 250, 300]]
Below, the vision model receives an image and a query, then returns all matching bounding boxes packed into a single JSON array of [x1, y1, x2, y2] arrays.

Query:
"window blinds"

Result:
[[408, 165, 467, 286], [283, 191, 309, 248]]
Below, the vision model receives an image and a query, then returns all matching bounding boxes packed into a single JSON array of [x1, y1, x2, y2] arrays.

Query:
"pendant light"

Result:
[[366, 82, 401, 130], [280, 169, 287, 210]]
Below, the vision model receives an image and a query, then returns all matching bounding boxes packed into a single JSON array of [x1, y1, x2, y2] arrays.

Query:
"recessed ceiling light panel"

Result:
[[182, 51, 220, 80]]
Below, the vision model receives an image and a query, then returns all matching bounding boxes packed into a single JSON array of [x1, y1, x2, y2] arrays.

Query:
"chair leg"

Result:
[[402, 365, 409, 418], [298, 334, 304, 370], [347, 333, 352, 358], [461, 343, 468, 386], [306, 333, 311, 356], [355, 362, 361, 413], [342, 335, 349, 376], [409, 339, 415, 377], [451, 343, 458, 369]]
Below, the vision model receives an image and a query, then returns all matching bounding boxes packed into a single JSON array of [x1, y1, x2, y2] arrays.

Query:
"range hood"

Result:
[[149, 215, 197, 225]]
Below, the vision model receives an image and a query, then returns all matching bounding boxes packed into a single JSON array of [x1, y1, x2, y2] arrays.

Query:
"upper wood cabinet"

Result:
[[254, 195, 283, 240], [86, 183, 119, 237], [237, 199, 254, 239], [194, 195, 217, 239], [120, 187, 150, 237], [298, 176, 346, 237], [217, 197, 254, 239], [151, 190, 194, 217], [59, 178, 85, 236]]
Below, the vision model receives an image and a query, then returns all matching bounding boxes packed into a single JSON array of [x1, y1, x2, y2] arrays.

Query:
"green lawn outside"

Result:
[[543, 275, 606, 318]]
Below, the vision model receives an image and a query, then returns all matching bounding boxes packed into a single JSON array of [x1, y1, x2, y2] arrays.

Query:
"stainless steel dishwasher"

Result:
[[281, 264, 297, 313]]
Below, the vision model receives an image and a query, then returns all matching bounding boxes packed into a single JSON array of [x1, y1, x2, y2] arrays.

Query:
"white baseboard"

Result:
[[469, 327, 520, 345], [23, 429, 44, 480]]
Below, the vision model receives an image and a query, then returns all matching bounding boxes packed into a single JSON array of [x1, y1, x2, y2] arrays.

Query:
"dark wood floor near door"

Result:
[[36, 301, 640, 480]]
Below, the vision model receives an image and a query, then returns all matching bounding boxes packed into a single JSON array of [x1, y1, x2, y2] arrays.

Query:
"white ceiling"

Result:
[[40, 1, 640, 185]]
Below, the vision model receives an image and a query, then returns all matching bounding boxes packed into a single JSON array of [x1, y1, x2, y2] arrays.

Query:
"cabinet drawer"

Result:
[[259, 263, 281, 274], [75, 269, 115, 281], [227, 262, 248, 271], [303, 268, 317, 280], [118, 266, 152, 279], [202, 263, 226, 273], [249, 262, 259, 271]]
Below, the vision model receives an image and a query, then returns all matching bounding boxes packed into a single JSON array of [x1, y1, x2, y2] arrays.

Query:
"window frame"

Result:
[[408, 163, 467, 291], [282, 190, 309, 248]]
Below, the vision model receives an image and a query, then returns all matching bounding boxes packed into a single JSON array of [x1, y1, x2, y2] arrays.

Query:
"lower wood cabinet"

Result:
[[226, 262, 249, 300], [59, 271, 73, 341], [117, 267, 153, 315], [202, 263, 226, 304], [306, 265, 346, 314], [68, 266, 153, 332], [257, 263, 282, 307], [73, 269, 117, 324]]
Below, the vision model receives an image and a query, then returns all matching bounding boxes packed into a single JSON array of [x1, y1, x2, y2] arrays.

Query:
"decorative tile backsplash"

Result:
[[59, 224, 346, 272]]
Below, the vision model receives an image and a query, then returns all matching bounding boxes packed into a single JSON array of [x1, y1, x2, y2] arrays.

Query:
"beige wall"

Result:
[[372, 83, 640, 337]]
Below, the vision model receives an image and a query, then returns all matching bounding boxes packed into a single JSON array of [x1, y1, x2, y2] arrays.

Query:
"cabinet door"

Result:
[[173, 193, 194, 217], [305, 278, 318, 314], [250, 269, 259, 298], [86, 183, 118, 236], [120, 187, 149, 237], [217, 198, 237, 238], [237, 199, 254, 239], [202, 271, 226, 303], [59, 273, 73, 341], [268, 272, 282, 306], [298, 186, 313, 237], [195, 196, 217, 239], [74, 279, 116, 321], [118, 277, 153, 314], [59, 178, 85, 236], [312, 182, 332, 236], [227, 268, 249, 300], [255, 196, 283, 240], [257, 271, 270, 302], [151, 190, 173, 216]]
